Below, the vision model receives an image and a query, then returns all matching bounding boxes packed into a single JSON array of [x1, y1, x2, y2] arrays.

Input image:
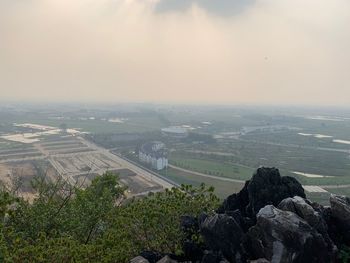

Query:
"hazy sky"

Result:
[[0, 0, 349, 106]]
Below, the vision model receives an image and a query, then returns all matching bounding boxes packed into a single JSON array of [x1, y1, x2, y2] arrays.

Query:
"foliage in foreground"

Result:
[[0, 172, 219, 262]]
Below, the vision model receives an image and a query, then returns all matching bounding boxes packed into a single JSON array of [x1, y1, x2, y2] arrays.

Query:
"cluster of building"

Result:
[[138, 141, 168, 170]]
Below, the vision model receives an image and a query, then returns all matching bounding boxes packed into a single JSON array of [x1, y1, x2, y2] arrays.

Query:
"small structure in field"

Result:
[[161, 126, 188, 138]]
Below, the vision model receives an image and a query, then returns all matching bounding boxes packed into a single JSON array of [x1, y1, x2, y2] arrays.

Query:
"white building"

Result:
[[139, 141, 168, 170]]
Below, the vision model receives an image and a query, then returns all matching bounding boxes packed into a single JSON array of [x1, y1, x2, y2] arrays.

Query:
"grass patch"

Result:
[[328, 187, 350, 197], [160, 167, 245, 199], [306, 192, 331, 206], [169, 155, 255, 181]]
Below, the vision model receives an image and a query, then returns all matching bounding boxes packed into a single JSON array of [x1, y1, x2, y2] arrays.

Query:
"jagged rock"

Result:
[[201, 250, 220, 263], [218, 168, 305, 217], [200, 213, 244, 262], [248, 259, 270, 263], [129, 168, 350, 263], [139, 251, 163, 263], [182, 240, 204, 262], [247, 168, 305, 216], [245, 205, 332, 263], [225, 209, 254, 232], [278, 196, 337, 258], [278, 196, 328, 233], [156, 256, 177, 263], [330, 194, 350, 245], [217, 180, 250, 215], [130, 256, 150, 263], [199, 212, 209, 225]]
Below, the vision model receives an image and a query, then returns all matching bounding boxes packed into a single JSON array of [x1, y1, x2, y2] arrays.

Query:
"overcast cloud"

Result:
[[0, 0, 349, 106], [155, 0, 255, 15]]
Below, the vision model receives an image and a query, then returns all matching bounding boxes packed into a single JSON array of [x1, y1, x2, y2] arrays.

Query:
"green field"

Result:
[[169, 155, 255, 181], [305, 192, 331, 206], [167, 150, 350, 187], [160, 167, 244, 199], [327, 187, 350, 197], [175, 137, 350, 186]]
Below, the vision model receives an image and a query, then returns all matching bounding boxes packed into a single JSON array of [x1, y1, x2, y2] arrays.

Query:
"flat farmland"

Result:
[[169, 155, 255, 181], [0, 160, 57, 202], [38, 137, 95, 155], [0, 130, 174, 199], [159, 167, 245, 199], [50, 152, 123, 176], [0, 144, 43, 162]]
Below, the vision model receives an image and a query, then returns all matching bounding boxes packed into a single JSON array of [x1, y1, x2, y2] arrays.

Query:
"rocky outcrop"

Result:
[[278, 196, 337, 256], [244, 205, 332, 262], [200, 213, 244, 262], [139, 251, 164, 263], [157, 256, 178, 263], [330, 194, 350, 245], [130, 256, 150, 263], [218, 180, 250, 215], [131, 167, 350, 263], [218, 168, 305, 217]]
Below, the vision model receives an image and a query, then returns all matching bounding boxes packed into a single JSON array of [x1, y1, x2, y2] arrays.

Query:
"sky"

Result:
[[0, 0, 349, 106]]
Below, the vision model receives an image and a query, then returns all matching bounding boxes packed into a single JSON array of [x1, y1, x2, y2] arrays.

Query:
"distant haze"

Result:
[[0, 0, 349, 106]]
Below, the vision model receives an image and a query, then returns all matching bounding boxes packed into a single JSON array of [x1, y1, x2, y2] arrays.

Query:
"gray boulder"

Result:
[[156, 256, 177, 263], [278, 196, 337, 258], [130, 256, 150, 263], [330, 194, 350, 244], [245, 205, 331, 263], [200, 213, 244, 262], [248, 259, 270, 263], [278, 196, 328, 234]]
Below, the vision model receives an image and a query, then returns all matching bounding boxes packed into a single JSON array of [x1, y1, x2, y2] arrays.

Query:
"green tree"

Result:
[[97, 184, 219, 261], [0, 171, 219, 262]]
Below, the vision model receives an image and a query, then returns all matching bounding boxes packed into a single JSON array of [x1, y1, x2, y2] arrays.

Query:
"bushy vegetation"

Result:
[[0, 172, 219, 262]]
